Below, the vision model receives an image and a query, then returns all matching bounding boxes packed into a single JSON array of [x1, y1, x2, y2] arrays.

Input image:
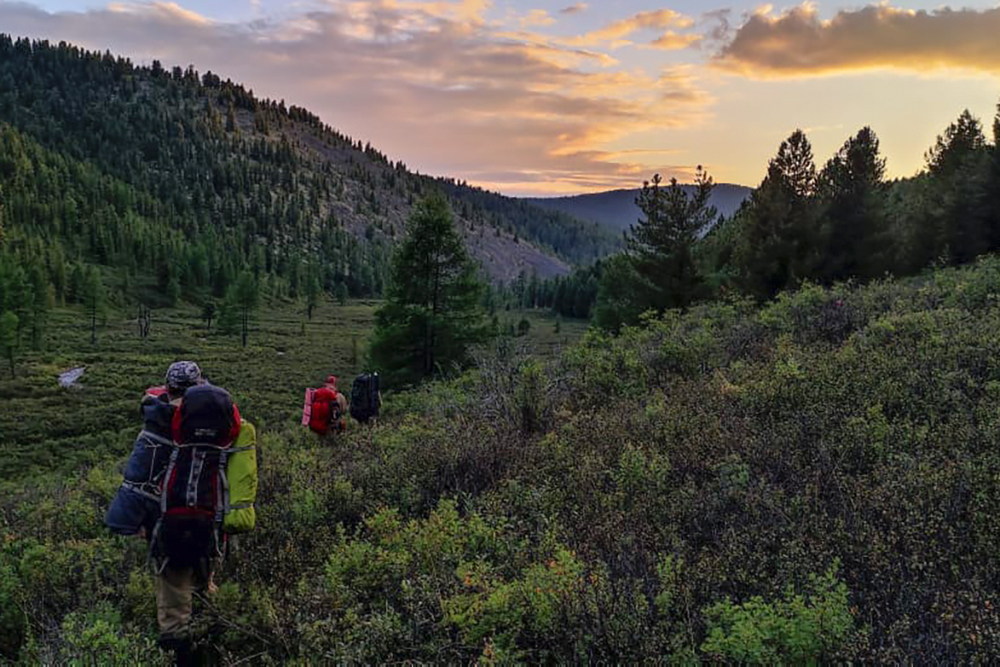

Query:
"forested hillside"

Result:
[[0, 35, 617, 307]]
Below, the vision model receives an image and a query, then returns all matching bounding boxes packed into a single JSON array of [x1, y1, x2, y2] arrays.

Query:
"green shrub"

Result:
[[701, 564, 853, 664], [59, 602, 166, 666]]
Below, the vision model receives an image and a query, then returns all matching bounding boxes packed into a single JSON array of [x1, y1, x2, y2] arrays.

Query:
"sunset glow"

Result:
[[5, 0, 999, 195]]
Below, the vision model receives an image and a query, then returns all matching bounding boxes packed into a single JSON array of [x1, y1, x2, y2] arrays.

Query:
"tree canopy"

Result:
[[369, 194, 489, 386]]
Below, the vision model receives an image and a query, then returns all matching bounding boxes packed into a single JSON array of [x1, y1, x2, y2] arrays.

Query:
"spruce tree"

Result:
[[920, 110, 991, 265], [0, 186, 5, 251], [817, 127, 889, 281], [369, 193, 488, 386], [736, 130, 819, 299]]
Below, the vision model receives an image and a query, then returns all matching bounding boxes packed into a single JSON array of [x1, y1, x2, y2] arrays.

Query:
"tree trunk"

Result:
[[7, 352, 13, 378], [242, 307, 248, 347]]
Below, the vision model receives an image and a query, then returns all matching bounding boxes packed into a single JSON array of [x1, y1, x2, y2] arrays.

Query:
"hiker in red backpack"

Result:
[[150, 361, 239, 661], [308, 375, 348, 436]]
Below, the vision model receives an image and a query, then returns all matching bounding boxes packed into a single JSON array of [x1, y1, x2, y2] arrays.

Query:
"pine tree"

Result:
[[334, 281, 349, 306], [201, 301, 216, 329], [233, 270, 259, 347], [736, 130, 819, 299], [84, 267, 105, 344], [0, 186, 5, 251], [305, 270, 320, 320], [989, 101, 1000, 250], [369, 193, 488, 386], [628, 167, 717, 313], [919, 110, 991, 265], [594, 254, 648, 333], [817, 127, 889, 281], [226, 101, 237, 133]]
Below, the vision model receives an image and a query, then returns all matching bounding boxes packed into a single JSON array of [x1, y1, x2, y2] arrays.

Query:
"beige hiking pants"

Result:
[[155, 565, 194, 636]]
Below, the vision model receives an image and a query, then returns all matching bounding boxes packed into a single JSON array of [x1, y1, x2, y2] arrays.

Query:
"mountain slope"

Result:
[[526, 183, 752, 234], [0, 35, 617, 291]]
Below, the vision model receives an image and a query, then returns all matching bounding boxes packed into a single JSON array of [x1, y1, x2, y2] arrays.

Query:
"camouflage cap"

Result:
[[165, 361, 204, 391]]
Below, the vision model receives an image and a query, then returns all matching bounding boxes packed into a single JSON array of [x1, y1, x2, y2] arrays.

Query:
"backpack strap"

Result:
[[121, 480, 161, 502], [139, 429, 173, 447], [217, 449, 229, 525]]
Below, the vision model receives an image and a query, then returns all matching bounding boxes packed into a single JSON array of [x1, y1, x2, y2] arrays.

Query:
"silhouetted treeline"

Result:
[[570, 103, 1000, 331]]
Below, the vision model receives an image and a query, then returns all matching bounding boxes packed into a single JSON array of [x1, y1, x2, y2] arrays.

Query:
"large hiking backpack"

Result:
[[309, 387, 343, 435], [153, 384, 241, 567], [350, 373, 381, 423]]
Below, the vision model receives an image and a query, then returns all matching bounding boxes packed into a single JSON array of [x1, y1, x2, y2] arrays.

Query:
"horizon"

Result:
[[1, 0, 998, 197]]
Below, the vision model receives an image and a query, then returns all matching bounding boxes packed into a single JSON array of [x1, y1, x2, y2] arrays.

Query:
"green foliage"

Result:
[[593, 254, 651, 333], [628, 167, 717, 311], [444, 547, 583, 659], [0, 34, 614, 317], [84, 267, 105, 344], [816, 126, 889, 282], [702, 564, 853, 664], [334, 281, 349, 306], [369, 194, 490, 386], [734, 129, 819, 299], [0, 555, 26, 660], [59, 603, 166, 665]]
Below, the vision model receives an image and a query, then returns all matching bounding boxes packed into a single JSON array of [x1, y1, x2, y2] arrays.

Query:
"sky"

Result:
[[1, 0, 999, 196]]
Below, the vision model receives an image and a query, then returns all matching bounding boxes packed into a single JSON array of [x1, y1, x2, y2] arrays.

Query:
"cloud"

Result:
[[559, 3, 587, 15], [715, 3, 1000, 77], [569, 9, 695, 47], [647, 31, 702, 51], [0, 0, 712, 194], [107, 2, 212, 26], [518, 9, 554, 28]]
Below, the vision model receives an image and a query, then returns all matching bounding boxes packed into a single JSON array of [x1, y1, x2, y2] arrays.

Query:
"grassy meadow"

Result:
[[0, 299, 585, 485]]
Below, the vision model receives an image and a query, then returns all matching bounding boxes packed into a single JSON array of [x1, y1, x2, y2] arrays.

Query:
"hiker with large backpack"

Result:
[[304, 375, 348, 437], [105, 361, 258, 661], [350, 371, 382, 425]]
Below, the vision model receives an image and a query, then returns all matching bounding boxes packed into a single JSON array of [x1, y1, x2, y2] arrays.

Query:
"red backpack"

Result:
[[152, 384, 241, 567], [309, 386, 343, 435]]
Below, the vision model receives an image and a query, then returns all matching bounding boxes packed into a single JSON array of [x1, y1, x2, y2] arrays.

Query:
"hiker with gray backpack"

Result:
[[105, 361, 258, 662]]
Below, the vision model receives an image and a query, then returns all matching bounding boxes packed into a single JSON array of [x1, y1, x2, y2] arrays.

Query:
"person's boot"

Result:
[[158, 631, 194, 666]]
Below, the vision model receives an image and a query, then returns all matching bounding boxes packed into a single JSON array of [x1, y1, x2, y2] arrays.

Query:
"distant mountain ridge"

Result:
[[525, 183, 753, 235]]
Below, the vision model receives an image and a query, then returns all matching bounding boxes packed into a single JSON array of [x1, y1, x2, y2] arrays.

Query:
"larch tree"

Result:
[[368, 193, 489, 386]]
